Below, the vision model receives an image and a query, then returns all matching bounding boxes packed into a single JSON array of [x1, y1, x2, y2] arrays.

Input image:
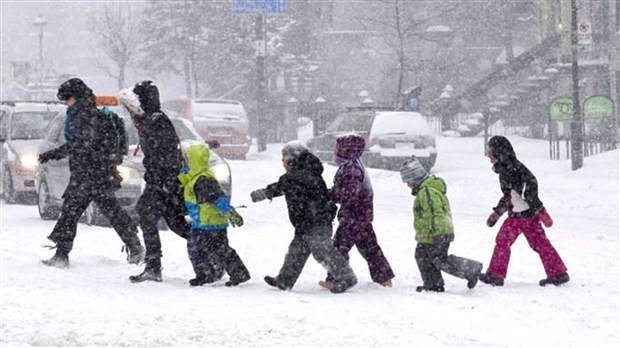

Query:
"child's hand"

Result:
[[538, 208, 553, 228], [227, 207, 244, 227], [250, 189, 268, 202], [486, 211, 500, 227]]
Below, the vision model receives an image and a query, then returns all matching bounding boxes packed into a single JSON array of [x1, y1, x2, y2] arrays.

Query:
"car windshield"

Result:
[[171, 118, 202, 141], [193, 101, 247, 120], [326, 113, 372, 133], [11, 112, 57, 140]]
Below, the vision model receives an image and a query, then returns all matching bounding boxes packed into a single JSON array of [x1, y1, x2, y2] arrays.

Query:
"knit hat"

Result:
[[281, 141, 309, 161], [400, 157, 428, 186], [336, 133, 366, 160]]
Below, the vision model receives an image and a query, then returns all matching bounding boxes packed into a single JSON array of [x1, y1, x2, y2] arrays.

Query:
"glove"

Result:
[[250, 189, 268, 202], [227, 207, 244, 228], [38, 153, 51, 164], [538, 208, 553, 228], [486, 211, 501, 227], [180, 164, 189, 174]]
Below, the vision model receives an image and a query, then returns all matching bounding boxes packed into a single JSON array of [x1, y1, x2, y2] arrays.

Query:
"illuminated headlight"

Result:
[[211, 163, 231, 184], [116, 165, 140, 180], [20, 154, 39, 169]]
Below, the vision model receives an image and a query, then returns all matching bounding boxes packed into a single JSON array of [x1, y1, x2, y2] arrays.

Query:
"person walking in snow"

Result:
[[319, 134, 394, 290], [178, 143, 250, 287], [119, 81, 191, 283], [250, 141, 357, 294], [478, 135, 569, 287], [38, 78, 144, 268], [400, 157, 482, 292]]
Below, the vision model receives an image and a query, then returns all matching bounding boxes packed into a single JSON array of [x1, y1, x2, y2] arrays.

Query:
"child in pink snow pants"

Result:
[[479, 136, 569, 287]]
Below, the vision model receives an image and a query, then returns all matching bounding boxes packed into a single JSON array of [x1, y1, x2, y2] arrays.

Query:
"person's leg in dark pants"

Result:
[[93, 190, 144, 263], [305, 225, 357, 293], [353, 222, 395, 285], [129, 186, 165, 282], [270, 233, 312, 290], [324, 223, 356, 285], [415, 242, 445, 292], [187, 232, 219, 286], [210, 229, 250, 287], [162, 188, 190, 240]]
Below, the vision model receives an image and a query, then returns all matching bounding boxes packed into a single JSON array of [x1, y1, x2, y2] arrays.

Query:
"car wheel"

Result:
[[38, 180, 60, 220], [3, 167, 17, 204]]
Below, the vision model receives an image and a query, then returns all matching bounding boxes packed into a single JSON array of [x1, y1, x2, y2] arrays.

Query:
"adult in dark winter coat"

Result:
[[38, 78, 144, 268], [320, 134, 394, 289], [119, 81, 191, 283], [479, 135, 569, 287], [250, 141, 357, 293], [400, 157, 483, 292]]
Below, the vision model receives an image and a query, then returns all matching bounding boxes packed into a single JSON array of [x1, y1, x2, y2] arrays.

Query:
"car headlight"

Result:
[[211, 163, 231, 184], [116, 165, 140, 180], [20, 154, 39, 170]]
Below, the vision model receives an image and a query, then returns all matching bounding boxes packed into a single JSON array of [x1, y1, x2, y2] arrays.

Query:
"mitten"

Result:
[[250, 189, 268, 202], [486, 211, 500, 227], [227, 207, 244, 227], [538, 208, 553, 228]]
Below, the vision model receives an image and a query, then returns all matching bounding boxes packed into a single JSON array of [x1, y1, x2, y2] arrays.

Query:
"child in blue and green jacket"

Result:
[[178, 142, 250, 287]]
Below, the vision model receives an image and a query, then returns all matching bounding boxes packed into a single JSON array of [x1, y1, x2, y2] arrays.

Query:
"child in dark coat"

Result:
[[479, 136, 569, 287], [400, 157, 483, 292], [250, 141, 357, 294], [178, 143, 250, 287], [320, 134, 395, 289]]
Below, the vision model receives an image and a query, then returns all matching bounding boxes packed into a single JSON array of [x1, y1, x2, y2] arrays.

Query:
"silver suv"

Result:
[[0, 101, 65, 203]]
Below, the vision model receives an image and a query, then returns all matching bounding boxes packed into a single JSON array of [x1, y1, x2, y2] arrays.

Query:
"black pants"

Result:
[[137, 184, 190, 260], [414, 235, 482, 288], [276, 224, 356, 290], [48, 184, 140, 254], [187, 229, 249, 281]]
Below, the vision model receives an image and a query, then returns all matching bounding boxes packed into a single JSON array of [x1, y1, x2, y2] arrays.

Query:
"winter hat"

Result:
[[336, 133, 366, 160], [133, 80, 161, 113], [400, 157, 428, 186], [281, 141, 309, 162], [57, 78, 94, 102]]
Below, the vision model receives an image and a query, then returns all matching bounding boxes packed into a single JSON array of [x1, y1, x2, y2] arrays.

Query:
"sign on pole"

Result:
[[583, 96, 614, 118], [549, 96, 574, 121], [232, 0, 286, 14]]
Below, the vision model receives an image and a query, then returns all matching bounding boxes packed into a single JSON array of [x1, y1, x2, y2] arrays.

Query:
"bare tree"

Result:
[[90, 3, 144, 89]]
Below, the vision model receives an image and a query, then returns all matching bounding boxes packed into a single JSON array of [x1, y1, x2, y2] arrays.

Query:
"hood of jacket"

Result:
[[178, 143, 212, 186], [133, 80, 161, 114], [336, 133, 365, 160], [488, 135, 518, 175], [291, 150, 324, 176]]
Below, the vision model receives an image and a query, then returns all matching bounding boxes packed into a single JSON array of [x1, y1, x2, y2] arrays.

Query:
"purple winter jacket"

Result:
[[331, 134, 374, 223]]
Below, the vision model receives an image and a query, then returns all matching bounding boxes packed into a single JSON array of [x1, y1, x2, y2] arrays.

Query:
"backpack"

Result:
[[98, 106, 128, 164]]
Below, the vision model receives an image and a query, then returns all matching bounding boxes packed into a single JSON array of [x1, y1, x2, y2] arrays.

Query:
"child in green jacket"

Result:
[[400, 157, 482, 292]]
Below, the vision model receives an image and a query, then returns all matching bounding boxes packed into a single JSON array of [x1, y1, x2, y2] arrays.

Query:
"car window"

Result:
[[45, 116, 64, 144], [10, 111, 58, 140], [171, 118, 202, 141], [162, 100, 187, 116], [326, 113, 372, 133], [193, 101, 247, 121]]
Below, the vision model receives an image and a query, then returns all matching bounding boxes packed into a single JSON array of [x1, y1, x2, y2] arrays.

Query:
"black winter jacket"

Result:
[[263, 151, 337, 231], [488, 136, 543, 218]]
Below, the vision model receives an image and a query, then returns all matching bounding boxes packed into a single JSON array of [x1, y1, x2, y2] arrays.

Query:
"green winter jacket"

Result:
[[178, 143, 229, 231], [413, 175, 454, 244]]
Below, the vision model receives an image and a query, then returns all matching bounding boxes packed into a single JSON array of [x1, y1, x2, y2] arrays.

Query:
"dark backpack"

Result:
[[98, 106, 128, 164]]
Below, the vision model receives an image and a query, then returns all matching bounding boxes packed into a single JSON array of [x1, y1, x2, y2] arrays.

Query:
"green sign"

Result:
[[549, 96, 573, 121], [583, 96, 614, 118]]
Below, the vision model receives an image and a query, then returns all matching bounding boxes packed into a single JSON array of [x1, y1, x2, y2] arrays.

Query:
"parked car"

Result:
[[0, 101, 65, 203], [306, 108, 437, 171], [35, 97, 232, 226], [162, 98, 251, 160]]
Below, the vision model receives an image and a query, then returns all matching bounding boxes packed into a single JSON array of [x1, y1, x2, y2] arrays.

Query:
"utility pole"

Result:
[[570, 0, 583, 170], [256, 14, 267, 152]]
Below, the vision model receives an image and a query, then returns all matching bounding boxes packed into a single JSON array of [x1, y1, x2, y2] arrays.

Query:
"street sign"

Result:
[[578, 21, 592, 45], [232, 0, 286, 14], [583, 96, 614, 118], [549, 96, 573, 121]]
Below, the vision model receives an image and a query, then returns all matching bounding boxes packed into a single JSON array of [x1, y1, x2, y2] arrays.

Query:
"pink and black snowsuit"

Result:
[[484, 136, 567, 280], [325, 134, 395, 285]]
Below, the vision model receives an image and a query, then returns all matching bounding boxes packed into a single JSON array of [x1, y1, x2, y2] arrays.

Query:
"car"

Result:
[[306, 108, 437, 171], [35, 97, 232, 226], [0, 101, 66, 203], [162, 98, 251, 160]]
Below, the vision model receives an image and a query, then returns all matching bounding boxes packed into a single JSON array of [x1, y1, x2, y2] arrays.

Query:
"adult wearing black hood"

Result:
[[38, 78, 144, 268], [479, 135, 569, 287], [119, 81, 191, 283], [250, 141, 357, 293]]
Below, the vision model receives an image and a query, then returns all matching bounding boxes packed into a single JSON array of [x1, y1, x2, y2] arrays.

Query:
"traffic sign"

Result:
[[578, 21, 592, 45], [233, 0, 286, 14]]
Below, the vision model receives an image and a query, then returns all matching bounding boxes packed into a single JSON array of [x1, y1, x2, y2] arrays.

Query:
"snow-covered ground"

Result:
[[1, 135, 618, 347]]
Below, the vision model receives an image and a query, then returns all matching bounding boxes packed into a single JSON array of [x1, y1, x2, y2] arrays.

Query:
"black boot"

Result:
[[478, 273, 504, 286], [225, 272, 251, 287], [42, 250, 69, 268], [189, 273, 217, 286], [416, 285, 445, 293], [466, 262, 484, 289], [264, 275, 289, 290], [129, 258, 162, 283], [540, 272, 570, 287], [330, 276, 357, 294]]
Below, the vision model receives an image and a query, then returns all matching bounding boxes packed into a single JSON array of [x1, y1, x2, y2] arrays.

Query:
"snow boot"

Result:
[[264, 275, 289, 290], [539, 272, 570, 287], [466, 262, 484, 289], [478, 273, 504, 287], [225, 273, 251, 287], [126, 244, 145, 265], [330, 276, 357, 294], [189, 273, 217, 286], [41, 250, 69, 268], [129, 258, 162, 283], [416, 285, 445, 293]]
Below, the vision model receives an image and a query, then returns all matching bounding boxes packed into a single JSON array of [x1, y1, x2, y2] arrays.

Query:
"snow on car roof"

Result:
[[371, 111, 433, 136]]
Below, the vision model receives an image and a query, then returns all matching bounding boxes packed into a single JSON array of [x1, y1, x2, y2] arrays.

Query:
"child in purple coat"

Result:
[[319, 134, 395, 289]]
